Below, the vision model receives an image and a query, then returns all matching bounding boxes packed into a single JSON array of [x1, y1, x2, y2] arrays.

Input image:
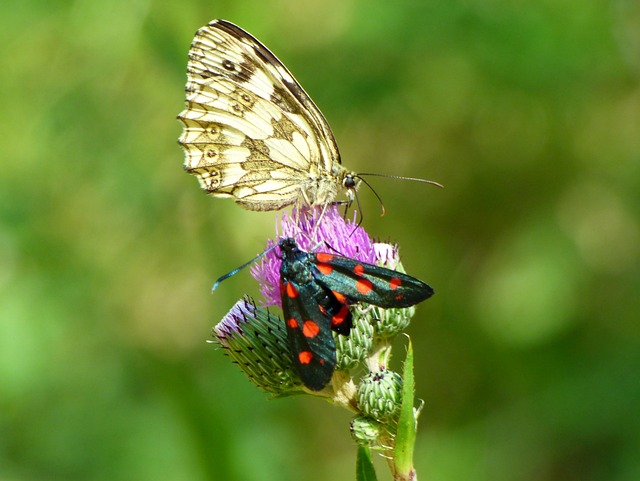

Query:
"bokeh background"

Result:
[[2, 1, 639, 480]]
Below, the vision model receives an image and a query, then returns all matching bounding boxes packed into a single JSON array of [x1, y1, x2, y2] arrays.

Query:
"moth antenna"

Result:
[[357, 172, 443, 189], [355, 175, 386, 217], [212, 243, 278, 292]]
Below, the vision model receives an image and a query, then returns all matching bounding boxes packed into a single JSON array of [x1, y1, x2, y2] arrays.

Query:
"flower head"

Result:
[[212, 296, 301, 394], [251, 205, 376, 307]]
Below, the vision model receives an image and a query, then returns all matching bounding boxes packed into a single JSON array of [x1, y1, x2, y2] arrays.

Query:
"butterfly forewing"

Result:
[[178, 19, 353, 211]]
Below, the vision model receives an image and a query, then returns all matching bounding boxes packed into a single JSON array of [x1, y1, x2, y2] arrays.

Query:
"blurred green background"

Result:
[[2, 1, 639, 480]]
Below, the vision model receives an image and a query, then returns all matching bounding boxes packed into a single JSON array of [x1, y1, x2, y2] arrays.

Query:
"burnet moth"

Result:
[[213, 237, 434, 391], [278, 238, 434, 391]]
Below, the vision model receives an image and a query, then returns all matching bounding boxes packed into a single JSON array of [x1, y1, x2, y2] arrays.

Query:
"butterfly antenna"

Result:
[[317, 239, 346, 257], [211, 244, 277, 292], [355, 175, 386, 217], [354, 188, 365, 226], [358, 172, 444, 189], [345, 189, 367, 238]]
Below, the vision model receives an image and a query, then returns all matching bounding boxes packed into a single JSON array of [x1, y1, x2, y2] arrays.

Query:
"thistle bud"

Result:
[[350, 415, 383, 446], [212, 296, 300, 394], [357, 369, 403, 421], [335, 315, 374, 370]]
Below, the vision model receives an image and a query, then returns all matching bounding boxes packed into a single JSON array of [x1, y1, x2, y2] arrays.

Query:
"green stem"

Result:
[[365, 338, 392, 372]]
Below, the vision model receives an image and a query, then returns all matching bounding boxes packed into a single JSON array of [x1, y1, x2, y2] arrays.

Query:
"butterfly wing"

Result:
[[178, 20, 347, 211], [311, 252, 434, 308]]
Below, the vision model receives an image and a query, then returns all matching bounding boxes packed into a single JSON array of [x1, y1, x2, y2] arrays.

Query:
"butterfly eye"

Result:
[[344, 175, 357, 189]]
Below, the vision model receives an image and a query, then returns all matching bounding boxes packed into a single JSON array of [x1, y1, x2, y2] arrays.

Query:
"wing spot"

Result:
[[316, 253, 334, 263], [332, 305, 349, 327], [271, 117, 298, 141], [302, 320, 320, 338], [298, 351, 313, 365], [286, 282, 299, 298], [356, 278, 373, 295], [317, 263, 332, 275], [389, 277, 402, 290], [332, 290, 347, 304], [222, 59, 235, 71], [287, 318, 299, 329], [354, 264, 365, 276]]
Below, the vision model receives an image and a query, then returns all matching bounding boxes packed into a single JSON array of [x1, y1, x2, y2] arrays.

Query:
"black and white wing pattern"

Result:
[[177, 20, 358, 211]]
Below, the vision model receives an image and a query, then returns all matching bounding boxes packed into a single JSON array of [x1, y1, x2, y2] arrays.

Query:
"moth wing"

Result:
[[281, 278, 336, 391], [313, 254, 434, 308]]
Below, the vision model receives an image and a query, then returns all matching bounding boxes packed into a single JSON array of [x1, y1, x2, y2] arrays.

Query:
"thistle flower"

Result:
[[244, 205, 428, 386], [250, 204, 376, 308], [212, 296, 301, 394], [210, 205, 433, 480]]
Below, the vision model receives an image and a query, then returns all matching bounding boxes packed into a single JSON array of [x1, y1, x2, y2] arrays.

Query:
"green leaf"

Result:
[[356, 445, 378, 481], [394, 337, 416, 477]]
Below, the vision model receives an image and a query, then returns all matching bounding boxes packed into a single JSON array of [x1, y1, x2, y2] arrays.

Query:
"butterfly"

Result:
[[278, 238, 434, 391], [177, 19, 358, 211]]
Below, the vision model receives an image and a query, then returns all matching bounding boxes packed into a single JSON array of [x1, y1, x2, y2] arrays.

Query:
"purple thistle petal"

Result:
[[212, 296, 301, 394], [213, 297, 257, 346], [373, 242, 401, 270], [250, 205, 377, 307]]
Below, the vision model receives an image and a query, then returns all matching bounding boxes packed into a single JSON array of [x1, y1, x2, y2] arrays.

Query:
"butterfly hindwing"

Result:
[[178, 20, 355, 211]]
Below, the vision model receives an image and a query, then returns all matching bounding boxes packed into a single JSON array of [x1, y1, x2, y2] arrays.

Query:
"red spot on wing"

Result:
[[356, 278, 373, 294], [353, 264, 365, 276], [302, 320, 320, 338], [298, 351, 313, 365], [316, 252, 334, 263], [332, 290, 348, 304], [331, 305, 350, 327], [287, 318, 299, 329], [317, 263, 333, 275], [318, 305, 327, 315], [395, 294, 404, 300], [286, 282, 298, 298], [389, 277, 402, 290]]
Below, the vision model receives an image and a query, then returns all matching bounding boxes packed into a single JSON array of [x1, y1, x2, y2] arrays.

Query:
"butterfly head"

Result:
[[340, 171, 360, 204]]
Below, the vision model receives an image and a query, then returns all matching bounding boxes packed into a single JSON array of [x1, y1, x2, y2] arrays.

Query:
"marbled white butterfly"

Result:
[[177, 20, 358, 211]]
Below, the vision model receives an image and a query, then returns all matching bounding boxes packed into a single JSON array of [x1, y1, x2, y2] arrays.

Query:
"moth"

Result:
[[177, 19, 358, 211], [278, 238, 434, 391]]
